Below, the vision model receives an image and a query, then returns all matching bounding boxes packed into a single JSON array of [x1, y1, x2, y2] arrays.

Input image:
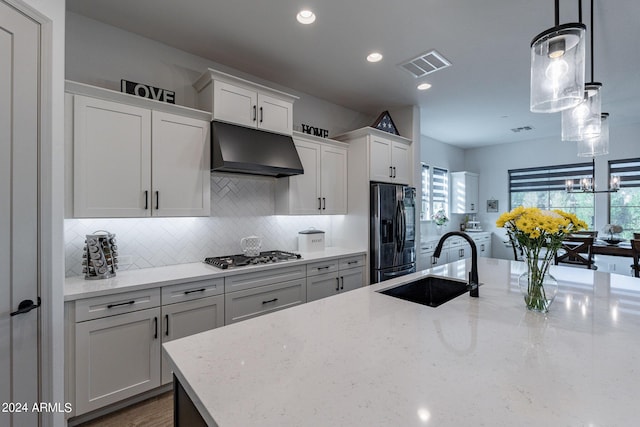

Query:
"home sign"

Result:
[[120, 79, 175, 104], [301, 123, 329, 138]]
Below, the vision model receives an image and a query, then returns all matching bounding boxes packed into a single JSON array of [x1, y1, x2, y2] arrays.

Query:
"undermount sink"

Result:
[[379, 275, 470, 307]]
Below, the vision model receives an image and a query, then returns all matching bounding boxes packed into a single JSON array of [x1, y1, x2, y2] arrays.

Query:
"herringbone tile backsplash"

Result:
[[65, 174, 335, 277]]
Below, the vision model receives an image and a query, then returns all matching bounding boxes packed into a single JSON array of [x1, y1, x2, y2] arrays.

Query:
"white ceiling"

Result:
[[66, 0, 640, 148]]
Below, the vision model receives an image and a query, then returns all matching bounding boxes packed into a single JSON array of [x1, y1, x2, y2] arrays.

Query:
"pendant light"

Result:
[[577, 112, 609, 157], [562, 0, 602, 141], [530, 0, 586, 113]]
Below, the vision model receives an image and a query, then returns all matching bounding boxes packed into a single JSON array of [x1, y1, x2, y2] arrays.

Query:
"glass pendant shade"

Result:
[[561, 82, 602, 141], [577, 113, 609, 157], [530, 23, 586, 113]]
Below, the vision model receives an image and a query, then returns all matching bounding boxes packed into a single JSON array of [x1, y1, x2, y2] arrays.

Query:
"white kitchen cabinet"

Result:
[[450, 171, 479, 214], [194, 68, 298, 135], [72, 289, 162, 415], [334, 127, 413, 186], [306, 255, 365, 302], [68, 82, 211, 218], [447, 238, 472, 263], [160, 295, 224, 384], [225, 279, 307, 324], [275, 133, 347, 215], [470, 233, 492, 258]]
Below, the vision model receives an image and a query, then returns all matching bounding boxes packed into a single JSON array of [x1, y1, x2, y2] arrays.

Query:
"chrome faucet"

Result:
[[433, 231, 479, 297]]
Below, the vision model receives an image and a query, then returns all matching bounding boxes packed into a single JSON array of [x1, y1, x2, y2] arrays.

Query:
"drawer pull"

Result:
[[262, 298, 278, 305], [107, 300, 135, 309], [317, 266, 330, 270], [184, 288, 206, 295], [347, 260, 359, 265]]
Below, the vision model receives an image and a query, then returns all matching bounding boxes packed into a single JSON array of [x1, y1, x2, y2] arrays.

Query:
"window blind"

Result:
[[509, 162, 593, 194], [609, 158, 640, 188], [432, 167, 448, 213]]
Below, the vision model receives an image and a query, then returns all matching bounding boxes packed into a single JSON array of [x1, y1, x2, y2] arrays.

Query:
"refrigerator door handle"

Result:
[[399, 200, 407, 252], [394, 200, 402, 254]]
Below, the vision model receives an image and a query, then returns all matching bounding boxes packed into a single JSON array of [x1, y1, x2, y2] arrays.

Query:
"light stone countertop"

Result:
[[163, 257, 640, 427], [64, 247, 365, 301]]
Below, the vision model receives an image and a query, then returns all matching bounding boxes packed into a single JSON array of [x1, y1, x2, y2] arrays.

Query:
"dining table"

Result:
[[591, 240, 632, 257]]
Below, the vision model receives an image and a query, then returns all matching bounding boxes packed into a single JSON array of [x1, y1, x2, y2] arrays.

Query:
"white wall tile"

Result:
[[65, 173, 334, 277]]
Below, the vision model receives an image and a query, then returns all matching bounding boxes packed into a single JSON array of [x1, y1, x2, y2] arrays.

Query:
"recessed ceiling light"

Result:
[[296, 10, 316, 24], [367, 52, 383, 63], [417, 83, 432, 91]]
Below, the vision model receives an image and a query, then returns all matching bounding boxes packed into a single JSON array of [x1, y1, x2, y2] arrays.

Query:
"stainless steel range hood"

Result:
[[211, 121, 303, 177]]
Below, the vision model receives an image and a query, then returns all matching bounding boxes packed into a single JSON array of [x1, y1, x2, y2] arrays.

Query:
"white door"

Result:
[[391, 141, 411, 185], [289, 139, 321, 214], [257, 93, 293, 135], [0, 2, 41, 426], [151, 111, 210, 217], [212, 80, 257, 128], [321, 145, 347, 214], [369, 135, 393, 182], [73, 95, 151, 217]]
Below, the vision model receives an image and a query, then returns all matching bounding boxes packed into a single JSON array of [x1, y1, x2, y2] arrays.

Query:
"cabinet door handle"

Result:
[[393, 167, 397, 178], [481, 244, 485, 251], [154, 317, 158, 339], [144, 191, 148, 210], [322, 197, 326, 210], [165, 314, 169, 336], [259, 106, 263, 123], [318, 197, 322, 210], [253, 105, 257, 121], [155, 191, 159, 210], [340, 277, 344, 290], [107, 300, 135, 309], [184, 288, 206, 295], [389, 166, 393, 178], [262, 298, 278, 305]]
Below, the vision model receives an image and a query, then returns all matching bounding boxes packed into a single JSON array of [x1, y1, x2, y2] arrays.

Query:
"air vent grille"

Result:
[[399, 50, 451, 78]]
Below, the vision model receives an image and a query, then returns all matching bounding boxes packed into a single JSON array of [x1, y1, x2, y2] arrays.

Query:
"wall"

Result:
[[420, 133, 466, 238], [64, 12, 369, 276], [65, 12, 371, 137], [464, 122, 640, 262]]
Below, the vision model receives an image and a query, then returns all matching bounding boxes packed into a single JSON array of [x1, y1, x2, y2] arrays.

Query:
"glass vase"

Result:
[[518, 259, 558, 313]]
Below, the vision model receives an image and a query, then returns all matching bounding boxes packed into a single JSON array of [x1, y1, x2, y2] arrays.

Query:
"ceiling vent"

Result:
[[511, 126, 534, 133], [398, 50, 451, 78]]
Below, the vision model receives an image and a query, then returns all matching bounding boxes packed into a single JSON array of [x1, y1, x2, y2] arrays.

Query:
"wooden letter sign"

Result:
[[121, 79, 175, 104]]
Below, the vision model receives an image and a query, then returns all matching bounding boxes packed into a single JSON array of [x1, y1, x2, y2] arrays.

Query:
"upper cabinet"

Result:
[[193, 68, 298, 136], [335, 127, 413, 185], [450, 171, 479, 214], [66, 81, 211, 218], [275, 132, 347, 215]]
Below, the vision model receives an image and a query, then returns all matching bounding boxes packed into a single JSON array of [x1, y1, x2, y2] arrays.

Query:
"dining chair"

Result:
[[633, 233, 640, 240], [630, 239, 640, 278], [555, 236, 597, 270], [507, 233, 524, 261]]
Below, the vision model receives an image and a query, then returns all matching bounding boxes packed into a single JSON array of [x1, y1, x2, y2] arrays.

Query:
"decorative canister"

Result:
[[298, 228, 325, 252], [83, 230, 118, 279]]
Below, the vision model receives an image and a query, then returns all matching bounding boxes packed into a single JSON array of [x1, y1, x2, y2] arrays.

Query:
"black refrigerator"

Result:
[[370, 182, 416, 284]]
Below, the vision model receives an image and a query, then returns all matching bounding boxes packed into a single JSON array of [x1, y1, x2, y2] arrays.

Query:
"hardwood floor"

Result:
[[77, 392, 173, 427]]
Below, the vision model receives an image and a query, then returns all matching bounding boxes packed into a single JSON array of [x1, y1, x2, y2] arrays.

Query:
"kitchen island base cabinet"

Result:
[[174, 376, 207, 427]]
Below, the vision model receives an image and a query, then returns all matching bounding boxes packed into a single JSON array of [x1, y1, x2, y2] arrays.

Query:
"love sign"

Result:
[[120, 79, 175, 104]]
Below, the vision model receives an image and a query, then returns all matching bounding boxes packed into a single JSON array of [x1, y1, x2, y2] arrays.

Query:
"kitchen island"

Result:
[[163, 258, 640, 426]]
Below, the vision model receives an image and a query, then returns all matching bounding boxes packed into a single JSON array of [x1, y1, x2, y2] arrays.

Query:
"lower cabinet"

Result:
[[160, 295, 224, 384], [307, 255, 365, 302], [225, 278, 306, 324], [73, 289, 162, 415]]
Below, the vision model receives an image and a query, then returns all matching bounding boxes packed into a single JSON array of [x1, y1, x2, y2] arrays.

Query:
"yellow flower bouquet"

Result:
[[497, 206, 588, 312]]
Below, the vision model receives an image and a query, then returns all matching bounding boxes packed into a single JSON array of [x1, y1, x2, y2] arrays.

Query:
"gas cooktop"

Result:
[[203, 250, 301, 269]]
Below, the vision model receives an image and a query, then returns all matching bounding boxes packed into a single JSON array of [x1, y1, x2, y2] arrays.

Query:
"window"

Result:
[[432, 167, 449, 218], [509, 162, 595, 228], [420, 163, 430, 221], [609, 158, 640, 239]]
